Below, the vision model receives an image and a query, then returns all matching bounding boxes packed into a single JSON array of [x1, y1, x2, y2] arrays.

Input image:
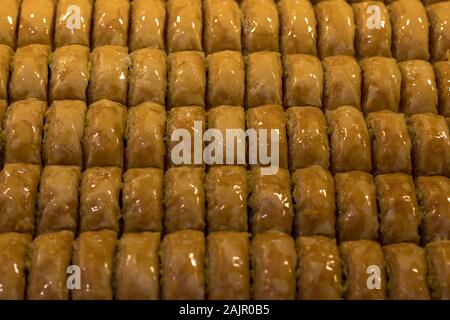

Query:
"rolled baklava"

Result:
[[0, 0, 20, 48], [54, 0, 93, 47], [0, 45, 12, 100], [434, 61, 450, 117], [426, 2, 450, 62], [17, 0, 55, 47], [92, 0, 129, 48], [425, 240, 450, 300]]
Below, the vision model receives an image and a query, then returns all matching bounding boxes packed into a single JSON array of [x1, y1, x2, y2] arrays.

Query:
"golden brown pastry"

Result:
[[167, 0, 203, 52], [389, 0, 429, 61], [115, 232, 160, 300], [340, 240, 387, 300], [383, 243, 430, 300], [9, 44, 50, 102], [92, 0, 129, 48], [80, 167, 122, 232], [252, 232, 296, 300], [0, 233, 32, 300], [425, 240, 450, 300], [416, 176, 450, 244], [122, 168, 164, 232], [0, 163, 40, 233], [206, 166, 248, 232], [50, 45, 90, 101], [4, 99, 46, 164], [427, 2, 450, 62], [0, 99, 7, 159], [366, 111, 412, 174], [207, 232, 250, 300], [128, 49, 166, 107], [323, 55, 361, 111], [54, 0, 93, 47], [375, 173, 420, 244], [204, 0, 241, 53], [72, 230, 117, 300], [326, 106, 372, 173], [360, 57, 401, 113], [88, 45, 129, 105], [0, 45, 12, 100], [241, 0, 279, 54], [126, 103, 166, 169], [129, 0, 165, 52], [296, 236, 342, 300], [84, 100, 126, 168], [283, 54, 323, 108], [408, 113, 450, 177], [207, 51, 245, 108], [292, 166, 336, 238], [434, 61, 450, 117], [17, 0, 56, 47], [161, 230, 205, 300], [0, 0, 20, 48], [164, 167, 205, 233], [27, 231, 74, 300], [43, 100, 86, 166], [37, 166, 81, 234]]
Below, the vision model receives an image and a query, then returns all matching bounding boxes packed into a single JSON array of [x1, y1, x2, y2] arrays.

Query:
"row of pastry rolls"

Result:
[[1, 230, 449, 299]]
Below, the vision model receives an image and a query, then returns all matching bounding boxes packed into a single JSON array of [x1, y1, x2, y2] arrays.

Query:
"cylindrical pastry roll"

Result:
[[246, 105, 288, 170], [427, 2, 450, 62], [129, 0, 165, 52], [249, 167, 293, 234], [360, 57, 401, 113], [4, 99, 46, 164], [92, 0, 129, 48], [115, 232, 160, 300], [80, 167, 122, 232], [326, 106, 372, 173], [43, 100, 86, 166], [340, 240, 387, 300], [9, 44, 50, 102], [0, 233, 32, 300], [27, 231, 74, 300], [206, 166, 248, 232], [126, 103, 166, 169], [0, 0, 20, 48], [352, 1, 392, 59], [296, 236, 342, 300], [251, 232, 296, 300], [246, 52, 282, 108], [407, 113, 450, 177], [434, 61, 450, 117], [283, 54, 323, 108], [0, 163, 40, 233], [204, 0, 241, 53], [17, 0, 56, 47], [128, 49, 166, 107], [383, 243, 430, 300], [55, 0, 93, 47], [207, 232, 250, 300], [292, 166, 336, 238], [166, 106, 206, 167], [50, 45, 90, 101], [286, 107, 330, 170], [164, 167, 205, 233], [37, 166, 81, 234], [167, 0, 203, 52], [375, 173, 421, 244], [84, 100, 126, 168], [0, 45, 12, 100], [323, 55, 361, 111], [207, 51, 245, 108], [389, 0, 429, 61], [241, 0, 279, 54], [279, 0, 317, 55], [88, 46, 129, 105], [161, 230, 205, 300], [416, 176, 450, 243], [425, 240, 450, 300], [399, 60, 438, 114], [168, 51, 205, 108], [315, 0, 355, 58], [123, 168, 164, 232], [335, 171, 379, 241], [72, 230, 117, 300], [366, 111, 412, 174]]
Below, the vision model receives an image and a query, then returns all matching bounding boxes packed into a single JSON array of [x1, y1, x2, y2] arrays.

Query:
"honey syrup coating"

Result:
[[0, 0, 20, 48], [0, 45, 13, 100], [92, 0, 129, 48], [55, 0, 93, 47], [17, 0, 56, 47], [434, 61, 450, 117], [426, 2, 450, 62], [425, 240, 450, 300]]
